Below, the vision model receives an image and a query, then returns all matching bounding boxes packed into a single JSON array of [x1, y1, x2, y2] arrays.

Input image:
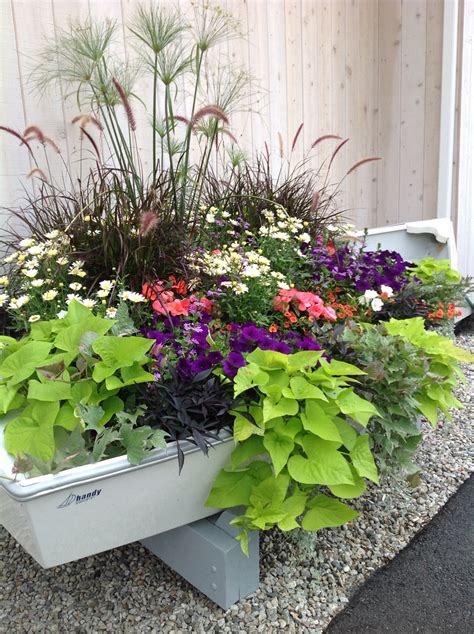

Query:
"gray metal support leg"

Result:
[[140, 510, 259, 609]]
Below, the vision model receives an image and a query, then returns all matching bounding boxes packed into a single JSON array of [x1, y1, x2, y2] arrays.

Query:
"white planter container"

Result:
[[0, 432, 234, 568]]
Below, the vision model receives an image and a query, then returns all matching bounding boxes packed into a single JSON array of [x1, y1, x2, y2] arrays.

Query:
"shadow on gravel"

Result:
[[325, 475, 474, 634]]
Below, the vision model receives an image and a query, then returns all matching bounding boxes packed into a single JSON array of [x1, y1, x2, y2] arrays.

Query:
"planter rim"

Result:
[[0, 429, 233, 503]]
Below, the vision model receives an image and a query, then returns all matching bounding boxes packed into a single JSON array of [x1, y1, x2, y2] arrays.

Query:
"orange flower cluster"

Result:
[[273, 288, 337, 325], [325, 289, 359, 320], [143, 277, 212, 317], [427, 302, 461, 320]]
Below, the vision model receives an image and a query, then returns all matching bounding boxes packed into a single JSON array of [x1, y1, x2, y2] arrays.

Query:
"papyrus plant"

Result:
[[31, 3, 247, 225]]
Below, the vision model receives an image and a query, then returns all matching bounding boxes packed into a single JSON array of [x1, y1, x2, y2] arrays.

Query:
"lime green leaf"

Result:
[[283, 376, 328, 401], [92, 336, 153, 370], [29, 321, 52, 340], [0, 385, 23, 414], [120, 363, 155, 385], [55, 317, 112, 353], [54, 403, 78, 430], [71, 380, 94, 404], [249, 473, 290, 509], [234, 363, 269, 396], [273, 416, 302, 439], [30, 399, 59, 426], [234, 412, 264, 441], [27, 379, 72, 402], [333, 417, 358, 450], [415, 395, 438, 427], [4, 416, 55, 462], [303, 400, 342, 442], [335, 389, 379, 426], [260, 383, 283, 402], [329, 466, 367, 498], [263, 431, 294, 475], [262, 397, 298, 423], [0, 341, 52, 384], [288, 440, 355, 486], [206, 469, 256, 508], [319, 358, 366, 376], [100, 395, 124, 425], [277, 489, 307, 531], [105, 375, 125, 390], [231, 436, 265, 468], [302, 494, 359, 531], [246, 348, 289, 370], [287, 350, 323, 371], [235, 529, 250, 556], [265, 369, 290, 388], [350, 435, 379, 484]]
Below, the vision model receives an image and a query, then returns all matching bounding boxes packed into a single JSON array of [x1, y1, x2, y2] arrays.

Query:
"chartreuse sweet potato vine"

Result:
[[206, 348, 380, 553], [384, 318, 474, 425], [0, 301, 166, 473]]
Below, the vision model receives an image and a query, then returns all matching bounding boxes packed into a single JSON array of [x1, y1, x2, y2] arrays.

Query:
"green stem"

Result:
[[164, 83, 178, 212], [190, 119, 219, 233], [178, 47, 203, 218], [152, 52, 158, 182]]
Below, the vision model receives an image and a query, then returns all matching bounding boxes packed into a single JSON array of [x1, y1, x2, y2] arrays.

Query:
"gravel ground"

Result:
[[0, 321, 473, 633]]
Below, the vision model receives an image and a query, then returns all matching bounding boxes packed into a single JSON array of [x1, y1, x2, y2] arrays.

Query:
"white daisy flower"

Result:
[[27, 245, 44, 256], [69, 267, 87, 278], [42, 290, 58, 301], [273, 231, 290, 241], [30, 278, 45, 287], [56, 310, 68, 319], [10, 295, 30, 309], [66, 294, 82, 304], [206, 213, 215, 223], [233, 282, 249, 295], [4, 253, 17, 264], [19, 238, 35, 249], [99, 280, 115, 291], [0, 293, 9, 307], [45, 230, 59, 240], [0, 276, 9, 286], [57, 257, 69, 266], [242, 264, 262, 278], [120, 290, 146, 303], [81, 298, 96, 308], [22, 268, 38, 278], [28, 314, 41, 323], [299, 232, 311, 243], [105, 307, 117, 319], [69, 282, 83, 291], [96, 289, 110, 298]]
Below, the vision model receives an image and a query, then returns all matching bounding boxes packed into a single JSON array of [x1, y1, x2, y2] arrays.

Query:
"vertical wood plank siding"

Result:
[[456, 0, 474, 277], [0, 0, 444, 231]]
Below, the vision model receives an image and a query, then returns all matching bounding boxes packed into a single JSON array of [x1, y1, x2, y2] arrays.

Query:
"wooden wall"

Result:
[[0, 0, 445, 231], [456, 0, 474, 277]]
